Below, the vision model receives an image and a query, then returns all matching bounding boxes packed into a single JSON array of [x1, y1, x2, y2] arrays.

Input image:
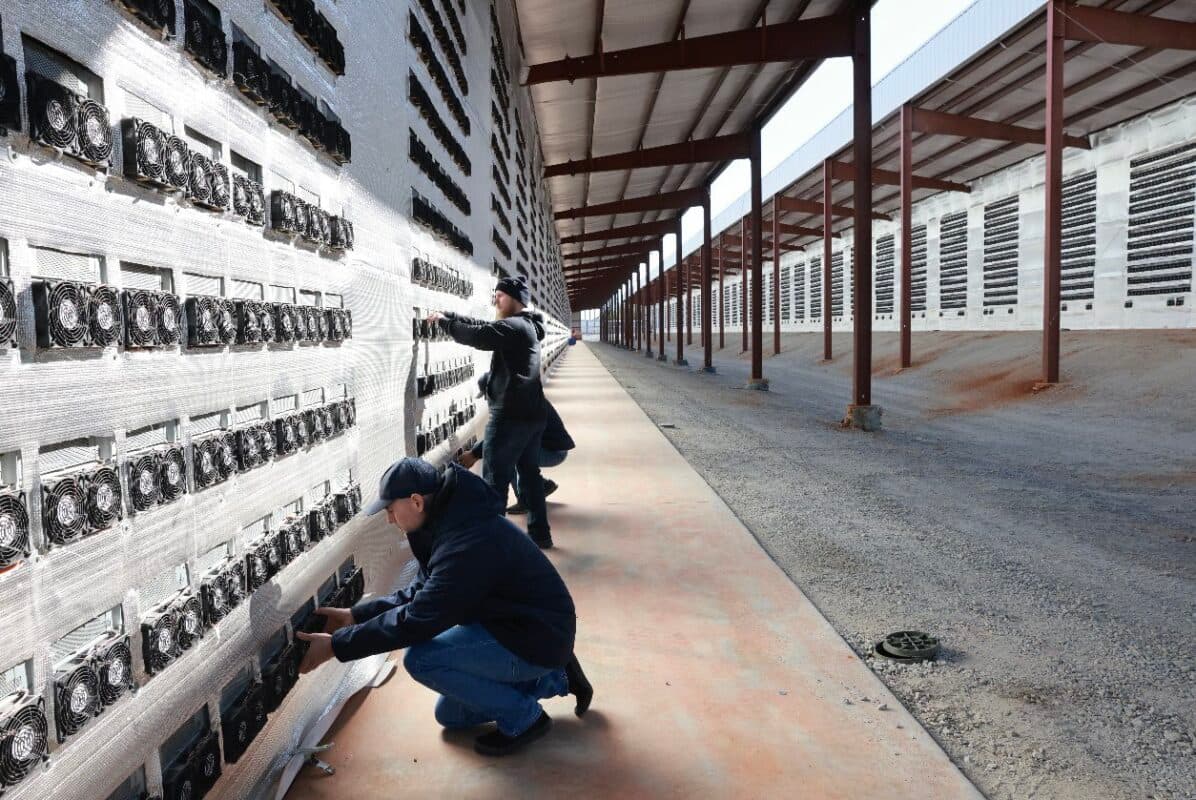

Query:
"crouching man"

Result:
[[297, 457, 592, 756]]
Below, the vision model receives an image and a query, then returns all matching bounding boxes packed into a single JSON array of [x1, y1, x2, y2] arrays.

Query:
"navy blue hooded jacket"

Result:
[[438, 310, 546, 421], [330, 463, 577, 667]]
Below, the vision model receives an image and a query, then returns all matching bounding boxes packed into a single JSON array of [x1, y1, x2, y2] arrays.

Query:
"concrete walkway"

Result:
[[286, 344, 981, 800]]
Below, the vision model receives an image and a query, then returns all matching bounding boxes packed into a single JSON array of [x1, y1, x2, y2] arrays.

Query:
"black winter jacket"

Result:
[[439, 310, 546, 421], [330, 463, 577, 667], [471, 375, 574, 457]]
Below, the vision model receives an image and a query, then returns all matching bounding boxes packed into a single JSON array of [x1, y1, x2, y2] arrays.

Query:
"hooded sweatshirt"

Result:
[[438, 310, 546, 421], [330, 463, 577, 667]]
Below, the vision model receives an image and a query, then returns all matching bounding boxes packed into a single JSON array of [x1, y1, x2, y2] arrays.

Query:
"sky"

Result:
[[640, 0, 976, 282]]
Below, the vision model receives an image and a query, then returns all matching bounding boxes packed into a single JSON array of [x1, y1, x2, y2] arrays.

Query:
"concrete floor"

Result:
[[285, 343, 980, 799]]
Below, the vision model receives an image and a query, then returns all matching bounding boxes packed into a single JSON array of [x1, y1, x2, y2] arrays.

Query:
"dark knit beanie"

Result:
[[495, 275, 530, 306]]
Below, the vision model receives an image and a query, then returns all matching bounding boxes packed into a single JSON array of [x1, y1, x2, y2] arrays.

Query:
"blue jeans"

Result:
[[483, 414, 550, 540], [403, 624, 567, 736], [512, 449, 568, 500]]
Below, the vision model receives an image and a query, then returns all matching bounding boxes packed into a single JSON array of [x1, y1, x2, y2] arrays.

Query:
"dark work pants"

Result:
[[483, 413, 550, 541]]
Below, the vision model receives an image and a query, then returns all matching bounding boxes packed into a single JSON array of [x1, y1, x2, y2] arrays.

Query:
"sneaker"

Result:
[[506, 500, 528, 515], [543, 479, 559, 498], [474, 710, 552, 756], [565, 654, 593, 716], [531, 533, 553, 549]]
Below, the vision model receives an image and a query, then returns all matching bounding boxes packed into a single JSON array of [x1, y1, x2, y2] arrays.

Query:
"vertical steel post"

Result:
[[851, 0, 873, 407], [634, 269, 641, 351], [1043, 0, 1063, 384], [822, 159, 833, 361], [644, 262, 653, 356], [772, 194, 781, 355], [750, 127, 765, 385], [702, 187, 714, 371], [740, 216, 748, 352], [900, 103, 913, 369], [658, 244, 665, 360], [718, 232, 725, 349]]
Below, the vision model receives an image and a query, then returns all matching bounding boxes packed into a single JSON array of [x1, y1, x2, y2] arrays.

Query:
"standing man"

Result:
[[297, 457, 593, 756], [427, 276, 552, 548]]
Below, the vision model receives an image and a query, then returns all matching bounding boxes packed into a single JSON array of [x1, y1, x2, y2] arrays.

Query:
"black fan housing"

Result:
[[88, 285, 123, 348], [222, 683, 266, 764], [0, 692, 47, 790], [187, 152, 214, 207], [208, 161, 231, 211], [200, 565, 231, 624], [126, 452, 160, 513], [173, 592, 206, 650], [53, 659, 100, 742], [26, 72, 76, 151], [232, 41, 268, 104], [32, 280, 90, 349], [0, 54, 20, 134], [75, 98, 113, 166], [121, 117, 168, 187], [232, 174, 266, 226], [164, 134, 191, 191], [158, 445, 188, 502], [42, 474, 86, 546], [141, 604, 178, 674], [123, 289, 158, 348], [0, 278, 16, 348], [84, 465, 123, 532], [0, 490, 30, 567], [184, 1, 228, 76], [93, 633, 134, 706], [270, 190, 299, 234]]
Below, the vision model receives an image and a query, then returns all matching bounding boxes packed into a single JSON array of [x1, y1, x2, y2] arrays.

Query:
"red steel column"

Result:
[[658, 244, 665, 360], [750, 127, 765, 384], [675, 225, 685, 364], [772, 194, 781, 355], [851, 0, 873, 407], [718, 232, 726, 349], [822, 160, 833, 360], [900, 103, 913, 369], [644, 262, 653, 356], [1043, 0, 1063, 384], [634, 269, 641, 351], [740, 216, 748, 352], [702, 188, 714, 371]]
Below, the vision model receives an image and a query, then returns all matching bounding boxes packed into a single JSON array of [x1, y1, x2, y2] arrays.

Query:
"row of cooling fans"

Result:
[[123, 117, 354, 246], [0, 554, 363, 796], [18, 279, 353, 350], [411, 257, 473, 299], [0, 400, 356, 567], [413, 311, 453, 343], [416, 358, 476, 398], [416, 409, 478, 458], [265, 0, 347, 77]]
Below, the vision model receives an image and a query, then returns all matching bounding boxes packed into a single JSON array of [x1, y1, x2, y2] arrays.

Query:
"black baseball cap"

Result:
[[364, 457, 442, 515]]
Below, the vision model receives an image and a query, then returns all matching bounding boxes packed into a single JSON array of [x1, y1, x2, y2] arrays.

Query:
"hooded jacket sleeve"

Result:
[[349, 568, 428, 623], [438, 312, 518, 352], [330, 533, 502, 661]]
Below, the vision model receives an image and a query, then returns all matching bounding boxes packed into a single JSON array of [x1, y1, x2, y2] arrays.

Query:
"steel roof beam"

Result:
[[1060, 4, 1196, 50], [910, 107, 1090, 150], [545, 134, 752, 178], [777, 195, 891, 220], [524, 13, 854, 84], [555, 187, 706, 220], [827, 160, 970, 192], [560, 219, 676, 244], [563, 242, 657, 261]]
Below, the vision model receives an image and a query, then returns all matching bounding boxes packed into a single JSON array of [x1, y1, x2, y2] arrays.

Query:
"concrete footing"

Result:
[[746, 378, 770, 391], [844, 404, 883, 431], [673, 358, 689, 367], [700, 365, 717, 374], [645, 350, 656, 358], [657, 355, 668, 362]]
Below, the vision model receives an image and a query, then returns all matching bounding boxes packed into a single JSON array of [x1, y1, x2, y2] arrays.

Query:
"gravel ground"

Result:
[[591, 329, 1196, 800]]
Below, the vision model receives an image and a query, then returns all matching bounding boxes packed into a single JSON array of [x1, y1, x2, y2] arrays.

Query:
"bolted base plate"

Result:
[[701, 366, 717, 374], [843, 404, 883, 431], [746, 378, 770, 391], [673, 358, 689, 367], [657, 355, 668, 362]]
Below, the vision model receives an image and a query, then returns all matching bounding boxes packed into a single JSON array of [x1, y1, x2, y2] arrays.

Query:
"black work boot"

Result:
[[565, 654, 593, 716], [474, 710, 552, 756]]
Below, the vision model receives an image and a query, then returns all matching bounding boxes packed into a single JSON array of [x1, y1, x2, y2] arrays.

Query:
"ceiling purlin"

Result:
[[580, 0, 608, 249]]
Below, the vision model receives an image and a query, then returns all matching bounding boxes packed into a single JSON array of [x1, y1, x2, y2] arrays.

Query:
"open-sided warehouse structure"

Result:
[[0, 1, 570, 798]]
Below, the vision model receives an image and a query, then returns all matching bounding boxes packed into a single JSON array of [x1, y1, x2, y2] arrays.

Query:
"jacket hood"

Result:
[[407, 463, 504, 561], [521, 310, 546, 341]]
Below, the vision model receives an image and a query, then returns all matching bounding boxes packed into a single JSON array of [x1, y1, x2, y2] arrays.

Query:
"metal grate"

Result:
[[141, 562, 189, 610], [939, 211, 969, 310], [188, 410, 225, 436], [186, 272, 224, 297], [0, 662, 32, 696], [51, 606, 123, 665], [271, 395, 298, 416], [875, 234, 895, 314], [1126, 141, 1194, 298], [809, 255, 822, 319], [126, 422, 170, 452], [764, 272, 773, 324], [1061, 171, 1097, 302], [830, 252, 844, 317], [122, 263, 173, 292], [231, 280, 264, 300], [123, 90, 171, 131], [780, 263, 792, 321], [983, 196, 1020, 307], [32, 246, 100, 283], [910, 225, 928, 312], [793, 261, 806, 320]]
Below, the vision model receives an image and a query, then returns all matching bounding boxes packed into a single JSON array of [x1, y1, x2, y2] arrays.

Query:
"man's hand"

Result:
[[314, 606, 354, 635], [296, 632, 335, 674], [458, 451, 479, 469], [426, 311, 445, 324]]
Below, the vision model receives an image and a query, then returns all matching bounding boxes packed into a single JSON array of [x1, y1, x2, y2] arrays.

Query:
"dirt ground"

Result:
[[591, 329, 1196, 800]]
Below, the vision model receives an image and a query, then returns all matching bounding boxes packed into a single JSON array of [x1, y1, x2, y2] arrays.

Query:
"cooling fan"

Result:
[[270, 190, 299, 234], [208, 161, 231, 211], [192, 437, 221, 489], [186, 296, 223, 347], [305, 408, 326, 442], [125, 452, 160, 513], [140, 603, 178, 674], [342, 567, 365, 606], [316, 308, 329, 341], [123, 289, 159, 348], [282, 518, 307, 560], [164, 134, 191, 192], [121, 117, 168, 187], [32, 279, 90, 349], [117, 0, 176, 33], [83, 464, 123, 532], [42, 473, 86, 546], [297, 99, 324, 150], [173, 592, 206, 650], [263, 533, 284, 575], [232, 41, 268, 104], [273, 528, 292, 569], [200, 564, 231, 624], [215, 432, 237, 481], [321, 502, 338, 537], [223, 560, 246, 608], [93, 633, 133, 706], [332, 491, 354, 524], [235, 426, 262, 470], [181, 730, 223, 799], [293, 413, 311, 449], [244, 543, 270, 592], [300, 305, 320, 343], [0, 54, 20, 134], [273, 415, 299, 457], [232, 174, 265, 226], [158, 445, 188, 503], [262, 644, 298, 712], [157, 291, 182, 345], [187, 152, 215, 207], [0, 278, 16, 348], [0, 489, 30, 568], [330, 216, 354, 251], [221, 682, 266, 764], [233, 300, 261, 345], [256, 422, 276, 463], [323, 121, 351, 164], [0, 692, 47, 791], [318, 405, 336, 438], [293, 199, 311, 241], [75, 97, 113, 166], [27, 72, 76, 151], [53, 657, 101, 742], [88, 285, 123, 348], [184, 1, 227, 76], [275, 303, 298, 343], [307, 504, 330, 542], [326, 308, 345, 342], [267, 71, 297, 128]]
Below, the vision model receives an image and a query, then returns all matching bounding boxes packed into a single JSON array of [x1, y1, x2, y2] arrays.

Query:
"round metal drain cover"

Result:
[[876, 631, 939, 661]]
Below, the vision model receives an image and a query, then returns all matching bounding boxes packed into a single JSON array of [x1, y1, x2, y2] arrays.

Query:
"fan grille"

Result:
[[159, 446, 188, 501], [0, 492, 30, 567], [54, 663, 100, 740], [44, 281, 89, 347], [76, 99, 112, 165], [0, 697, 48, 786], [127, 454, 160, 512], [174, 595, 205, 650], [43, 476, 86, 545], [88, 285, 122, 347], [28, 74, 76, 150], [142, 611, 177, 673], [0, 280, 16, 345], [95, 637, 133, 705], [85, 466, 123, 531], [164, 135, 191, 190], [124, 290, 157, 347]]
